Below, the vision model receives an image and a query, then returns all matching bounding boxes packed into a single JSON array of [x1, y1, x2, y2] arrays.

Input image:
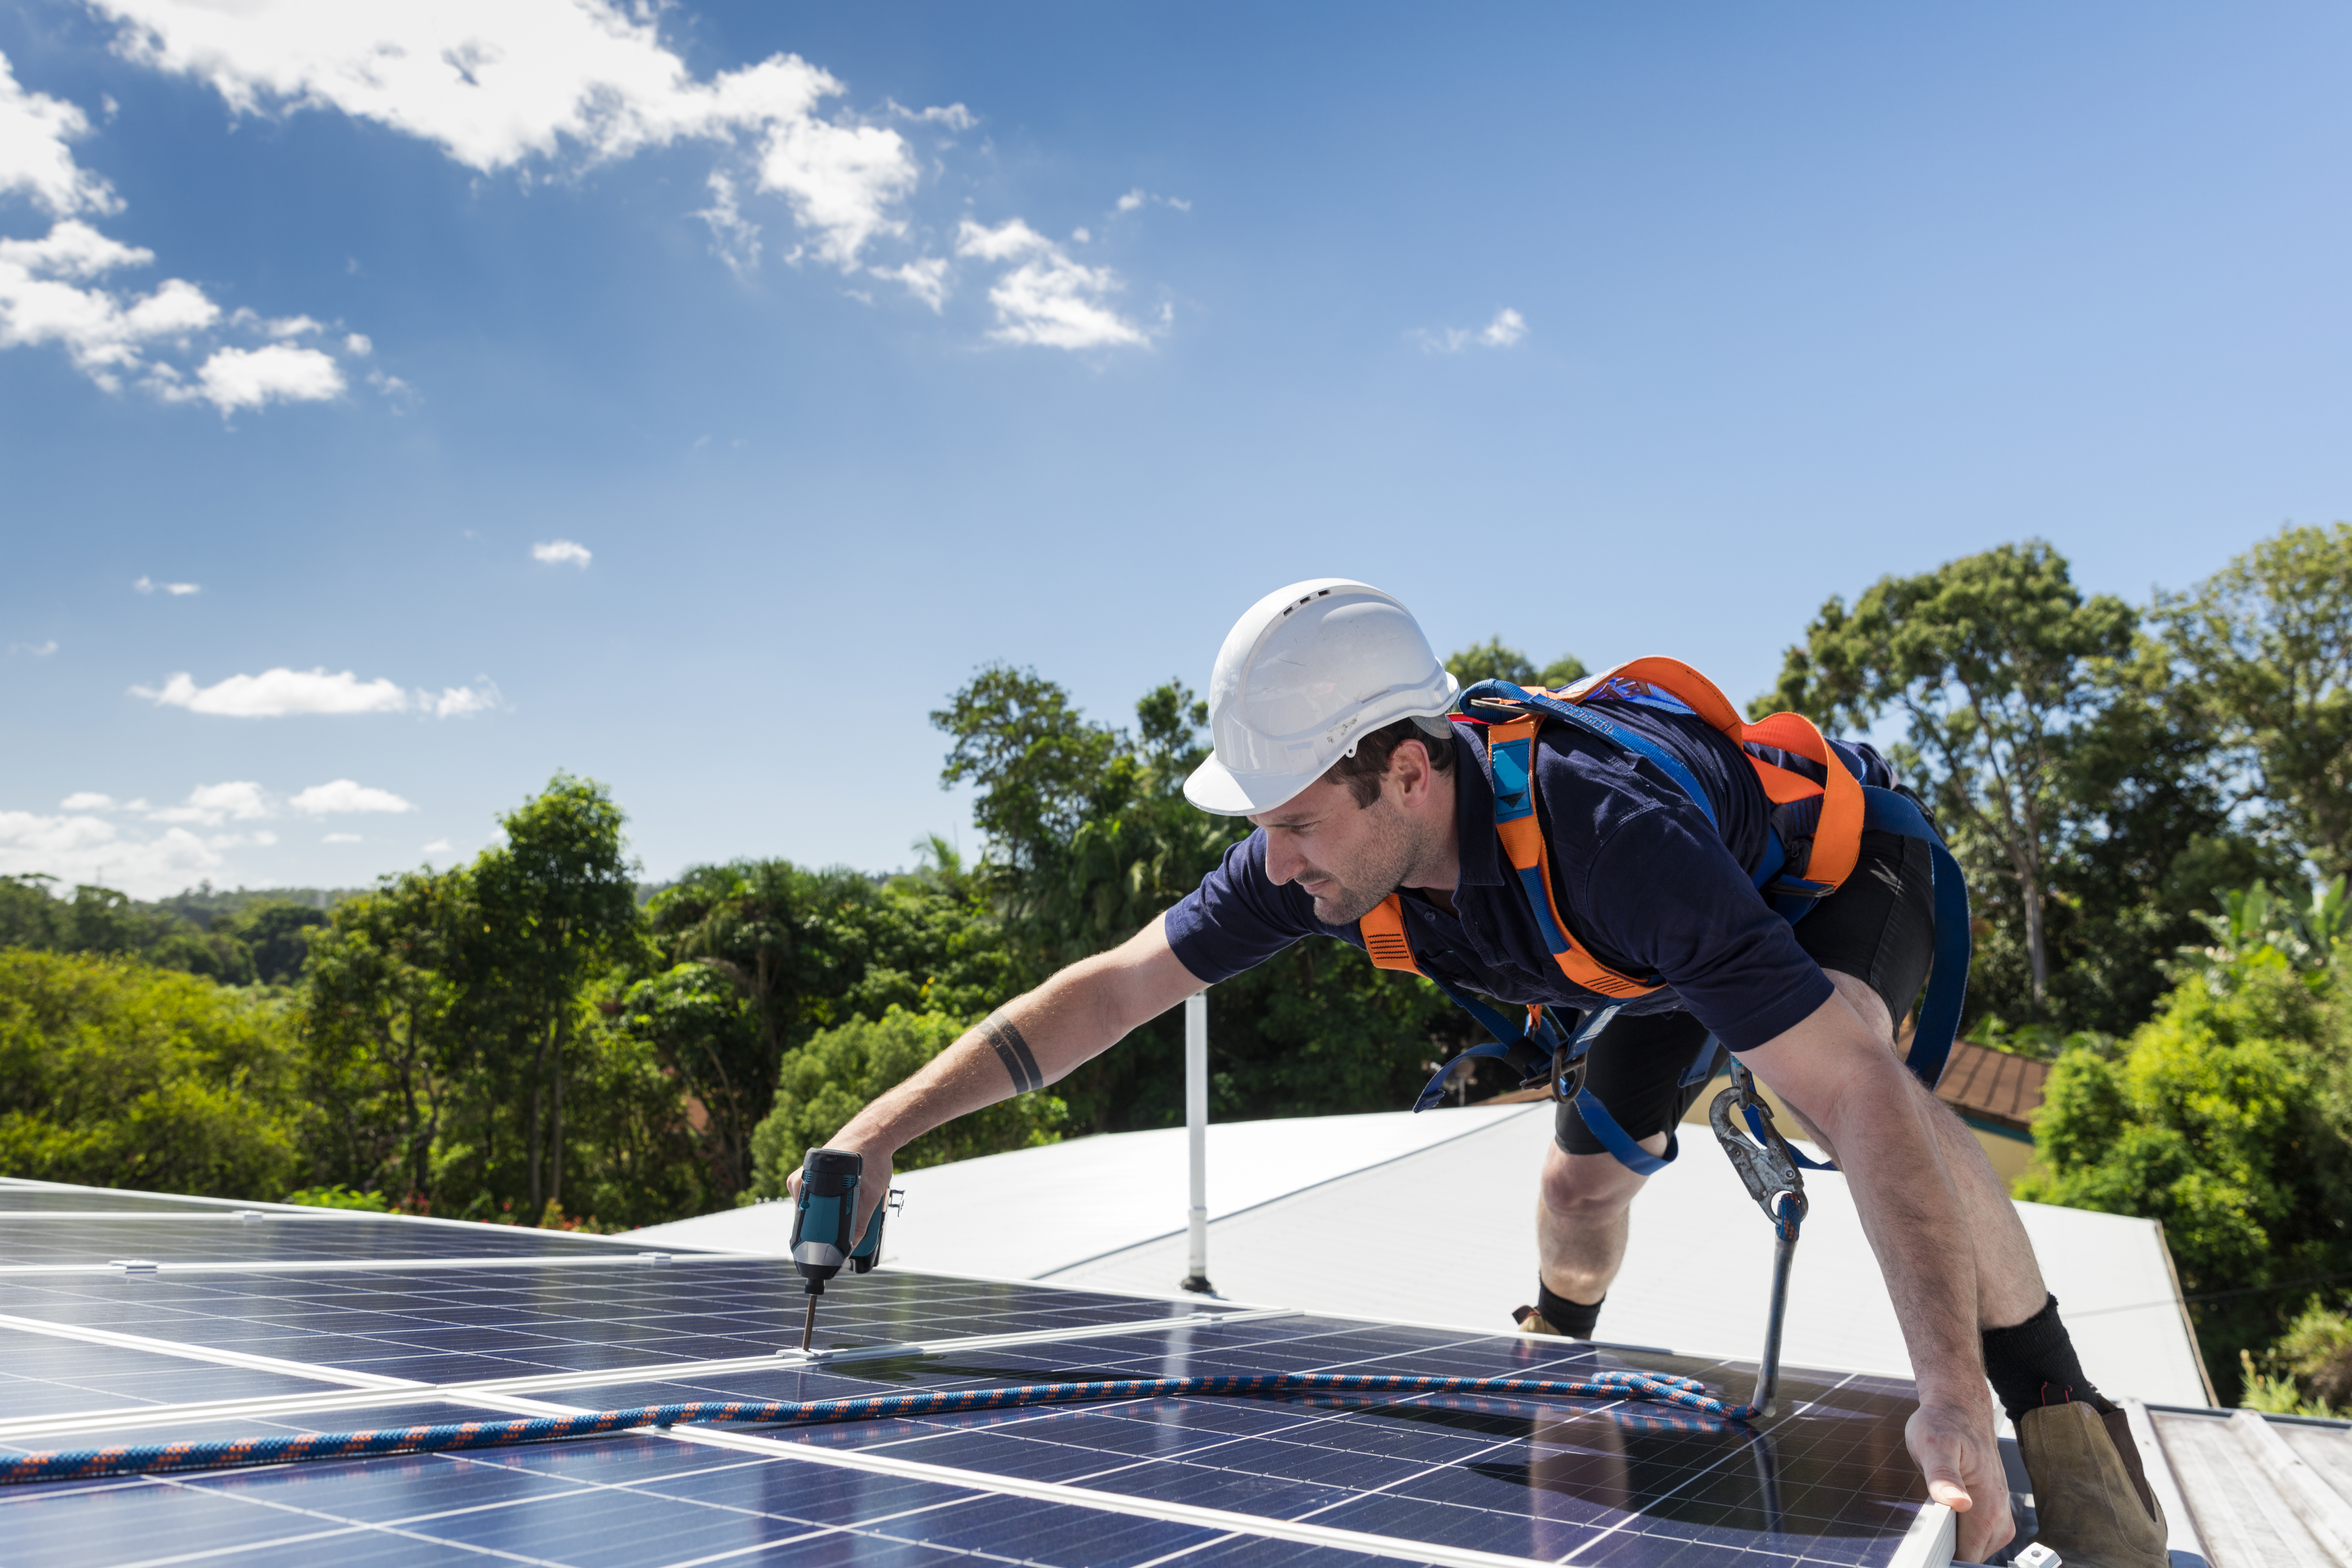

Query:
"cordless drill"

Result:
[[789, 1148, 893, 1351]]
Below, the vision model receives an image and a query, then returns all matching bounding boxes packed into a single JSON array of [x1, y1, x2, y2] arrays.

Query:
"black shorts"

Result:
[[1553, 829, 1935, 1156]]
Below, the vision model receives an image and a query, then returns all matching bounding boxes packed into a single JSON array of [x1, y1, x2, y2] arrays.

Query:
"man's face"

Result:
[[1250, 770, 1424, 926]]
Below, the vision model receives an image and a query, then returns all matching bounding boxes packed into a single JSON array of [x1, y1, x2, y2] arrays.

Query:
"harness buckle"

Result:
[[1551, 1049, 1587, 1104]]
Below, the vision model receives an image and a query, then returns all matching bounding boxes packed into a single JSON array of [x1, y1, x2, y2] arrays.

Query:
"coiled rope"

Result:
[[1, 1367, 1757, 1486]]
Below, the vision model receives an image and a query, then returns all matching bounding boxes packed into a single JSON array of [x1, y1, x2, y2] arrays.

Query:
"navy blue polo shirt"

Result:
[[1164, 703, 1836, 1052]]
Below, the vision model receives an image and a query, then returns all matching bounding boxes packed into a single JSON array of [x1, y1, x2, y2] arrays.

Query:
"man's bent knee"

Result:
[[1539, 1140, 1655, 1217], [1823, 968, 1896, 1052]]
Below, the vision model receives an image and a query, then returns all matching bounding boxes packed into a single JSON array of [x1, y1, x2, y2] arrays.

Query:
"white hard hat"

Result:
[[1183, 579, 1460, 817]]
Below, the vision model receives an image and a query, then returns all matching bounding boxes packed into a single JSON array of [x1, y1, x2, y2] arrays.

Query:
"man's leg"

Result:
[[1535, 1135, 1666, 1307], [1523, 1010, 1714, 1338], [1804, 970, 2047, 1330]]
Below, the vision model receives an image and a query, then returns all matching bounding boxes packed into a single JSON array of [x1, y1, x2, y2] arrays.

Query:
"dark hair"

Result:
[[1325, 716, 1457, 807]]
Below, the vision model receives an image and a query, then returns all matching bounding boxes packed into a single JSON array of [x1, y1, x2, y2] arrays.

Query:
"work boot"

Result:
[[2013, 1401, 2167, 1567], [1513, 1305, 1569, 1337]]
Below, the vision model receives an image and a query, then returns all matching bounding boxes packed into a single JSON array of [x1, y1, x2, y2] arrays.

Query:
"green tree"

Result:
[[301, 869, 470, 1200], [629, 845, 1018, 1199], [2162, 522, 2352, 878], [0, 950, 303, 1196], [2243, 1298, 2352, 1415], [0, 876, 253, 982], [933, 664, 1131, 943], [2018, 939, 2352, 1388], [745, 1005, 1065, 1198], [932, 669, 1462, 1132], [556, 989, 712, 1229], [222, 902, 329, 986], [1444, 637, 1587, 692], [469, 775, 642, 1216], [2016, 636, 2292, 1037], [619, 960, 766, 1195], [1769, 541, 2136, 1013]]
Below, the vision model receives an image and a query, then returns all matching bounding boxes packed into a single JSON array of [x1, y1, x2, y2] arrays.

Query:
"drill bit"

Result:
[[800, 1288, 820, 1352]]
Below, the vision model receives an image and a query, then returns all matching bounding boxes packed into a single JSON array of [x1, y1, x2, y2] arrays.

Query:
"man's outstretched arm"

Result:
[[1737, 989, 2014, 1562], [787, 914, 1205, 1231]]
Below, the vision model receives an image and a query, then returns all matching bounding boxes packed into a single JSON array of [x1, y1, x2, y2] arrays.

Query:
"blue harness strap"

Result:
[[1861, 785, 1971, 1092]]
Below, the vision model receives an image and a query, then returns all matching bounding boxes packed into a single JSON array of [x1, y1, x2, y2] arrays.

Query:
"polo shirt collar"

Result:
[[1450, 722, 1503, 890]]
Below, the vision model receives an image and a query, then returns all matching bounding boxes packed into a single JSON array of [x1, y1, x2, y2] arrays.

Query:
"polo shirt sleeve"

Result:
[[1164, 830, 1327, 985], [1573, 805, 1833, 1051]]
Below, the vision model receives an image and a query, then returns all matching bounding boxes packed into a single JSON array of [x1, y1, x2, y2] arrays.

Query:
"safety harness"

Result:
[[1357, 657, 1972, 1176]]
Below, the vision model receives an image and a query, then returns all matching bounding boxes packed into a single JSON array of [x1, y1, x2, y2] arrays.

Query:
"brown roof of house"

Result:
[[1931, 1039, 2051, 1133]]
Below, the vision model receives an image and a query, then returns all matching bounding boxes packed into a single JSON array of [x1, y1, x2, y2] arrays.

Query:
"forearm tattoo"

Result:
[[982, 1011, 1044, 1094]]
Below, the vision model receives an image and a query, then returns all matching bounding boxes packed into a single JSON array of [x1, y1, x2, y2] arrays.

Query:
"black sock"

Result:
[[1535, 1281, 1603, 1338], [1980, 1294, 2115, 1421]]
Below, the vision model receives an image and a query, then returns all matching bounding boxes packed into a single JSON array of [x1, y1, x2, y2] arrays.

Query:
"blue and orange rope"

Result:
[[0, 1368, 1758, 1486]]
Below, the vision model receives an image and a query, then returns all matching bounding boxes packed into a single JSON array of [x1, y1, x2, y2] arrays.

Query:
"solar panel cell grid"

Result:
[[0, 1188, 1943, 1567], [0, 1442, 1390, 1568], [0, 1328, 340, 1418], [0, 1214, 681, 1267], [0, 1265, 1246, 1386]]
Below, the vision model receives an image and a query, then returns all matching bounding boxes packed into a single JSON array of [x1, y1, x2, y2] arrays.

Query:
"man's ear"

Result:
[[1388, 737, 1434, 803]]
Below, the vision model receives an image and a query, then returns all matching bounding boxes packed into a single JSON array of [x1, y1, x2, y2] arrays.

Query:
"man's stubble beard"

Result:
[[1306, 798, 1428, 926]]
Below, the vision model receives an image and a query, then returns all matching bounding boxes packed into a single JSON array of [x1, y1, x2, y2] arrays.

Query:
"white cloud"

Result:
[[147, 780, 272, 825], [532, 538, 592, 567], [427, 682, 500, 717], [0, 52, 119, 216], [1420, 307, 1529, 354], [322, 832, 362, 844], [421, 838, 453, 855], [129, 668, 500, 719], [870, 256, 949, 312], [344, 332, 371, 356], [168, 342, 345, 412], [954, 218, 1149, 350], [0, 220, 221, 391], [88, 0, 953, 275], [1478, 308, 1527, 348], [290, 779, 414, 816], [0, 50, 358, 409], [1113, 188, 1189, 216], [751, 104, 917, 269], [9, 639, 58, 657], [695, 170, 759, 276], [133, 575, 200, 595], [0, 808, 224, 899], [365, 367, 416, 407], [885, 99, 974, 132], [59, 792, 115, 811], [135, 668, 407, 717]]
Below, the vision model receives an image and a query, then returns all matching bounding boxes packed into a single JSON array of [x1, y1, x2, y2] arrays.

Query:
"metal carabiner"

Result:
[[1707, 1057, 1810, 1418]]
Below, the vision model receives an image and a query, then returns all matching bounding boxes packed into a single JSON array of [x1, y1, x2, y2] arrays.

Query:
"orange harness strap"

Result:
[[1359, 897, 1421, 975]]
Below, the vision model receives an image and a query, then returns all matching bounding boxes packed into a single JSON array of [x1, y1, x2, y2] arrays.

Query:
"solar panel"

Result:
[[0, 1179, 1955, 1567], [0, 1213, 687, 1267]]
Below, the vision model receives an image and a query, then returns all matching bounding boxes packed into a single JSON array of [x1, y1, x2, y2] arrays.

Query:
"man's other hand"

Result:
[[1908, 1398, 2016, 1560]]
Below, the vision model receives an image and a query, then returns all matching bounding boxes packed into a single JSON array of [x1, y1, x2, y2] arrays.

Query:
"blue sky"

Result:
[[3, 2, 2348, 896]]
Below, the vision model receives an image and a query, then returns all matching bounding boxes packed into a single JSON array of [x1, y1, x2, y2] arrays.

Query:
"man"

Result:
[[802, 579, 2167, 1565]]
